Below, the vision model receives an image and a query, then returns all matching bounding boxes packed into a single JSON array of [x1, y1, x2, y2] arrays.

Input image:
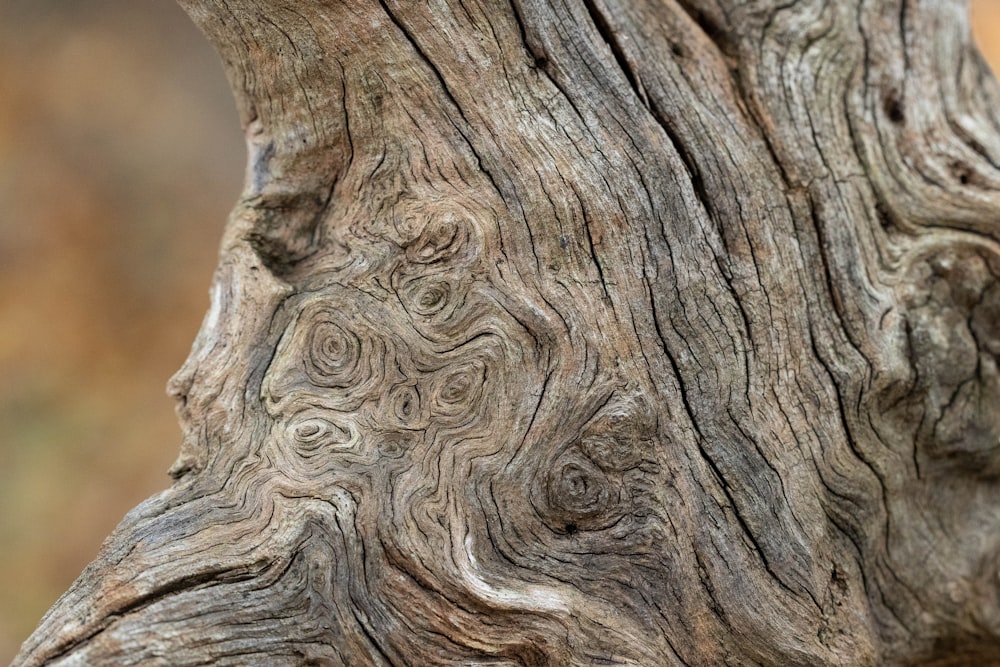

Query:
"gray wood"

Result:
[[14, 0, 1000, 664]]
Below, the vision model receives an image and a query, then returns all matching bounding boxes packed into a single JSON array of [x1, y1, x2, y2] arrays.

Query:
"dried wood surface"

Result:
[[14, 0, 1000, 664]]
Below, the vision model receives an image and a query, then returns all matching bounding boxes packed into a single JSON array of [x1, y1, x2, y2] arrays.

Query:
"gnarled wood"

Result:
[[14, 0, 1000, 664]]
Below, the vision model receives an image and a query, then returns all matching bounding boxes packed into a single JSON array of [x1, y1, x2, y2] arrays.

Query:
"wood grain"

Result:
[[14, 0, 1000, 664]]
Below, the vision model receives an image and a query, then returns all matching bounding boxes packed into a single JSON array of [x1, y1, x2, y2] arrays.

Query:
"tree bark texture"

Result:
[[14, 0, 1000, 664]]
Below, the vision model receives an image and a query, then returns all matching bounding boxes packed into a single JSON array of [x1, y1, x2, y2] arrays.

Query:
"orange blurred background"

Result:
[[0, 1, 999, 662], [0, 0, 242, 660]]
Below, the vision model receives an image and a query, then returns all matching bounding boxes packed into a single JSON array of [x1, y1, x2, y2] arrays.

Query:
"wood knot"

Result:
[[305, 310, 366, 389], [414, 333, 506, 435], [286, 409, 360, 456], [396, 272, 457, 319], [386, 382, 426, 430], [545, 449, 623, 532], [263, 295, 399, 414], [402, 210, 472, 265], [538, 392, 656, 534], [432, 359, 487, 419], [412, 279, 451, 316], [374, 430, 418, 460]]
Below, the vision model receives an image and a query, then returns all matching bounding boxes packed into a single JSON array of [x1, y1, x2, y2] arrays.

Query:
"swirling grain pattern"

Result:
[[13, 0, 1000, 665]]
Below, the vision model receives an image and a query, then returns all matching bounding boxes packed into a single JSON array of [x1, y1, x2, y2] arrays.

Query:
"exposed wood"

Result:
[[14, 0, 1000, 664]]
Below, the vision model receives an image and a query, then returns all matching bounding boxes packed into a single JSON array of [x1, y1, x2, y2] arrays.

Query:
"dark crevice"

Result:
[[577, 0, 716, 226], [380, 0, 536, 275], [509, 0, 549, 68], [672, 0, 734, 59], [693, 549, 731, 630], [645, 279, 703, 442], [581, 0, 648, 106], [948, 62, 1000, 170], [378, 0, 469, 127], [728, 72, 796, 193], [244, 181, 334, 278], [875, 199, 903, 231], [350, 607, 396, 666], [570, 183, 613, 303], [649, 108, 715, 227], [884, 90, 906, 125], [807, 323, 911, 631], [647, 276, 812, 603], [899, 0, 910, 75]]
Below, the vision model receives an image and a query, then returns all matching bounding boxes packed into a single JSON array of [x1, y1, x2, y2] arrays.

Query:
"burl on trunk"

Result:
[[15, 0, 1000, 665]]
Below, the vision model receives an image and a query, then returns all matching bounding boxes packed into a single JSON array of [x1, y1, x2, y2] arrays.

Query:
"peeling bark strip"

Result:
[[14, 0, 1000, 665]]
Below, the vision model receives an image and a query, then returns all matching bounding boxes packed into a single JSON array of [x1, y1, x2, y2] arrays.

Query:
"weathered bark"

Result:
[[14, 0, 1000, 664]]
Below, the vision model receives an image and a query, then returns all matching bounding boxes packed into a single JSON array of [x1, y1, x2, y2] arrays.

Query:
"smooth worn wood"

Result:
[[14, 0, 1000, 664]]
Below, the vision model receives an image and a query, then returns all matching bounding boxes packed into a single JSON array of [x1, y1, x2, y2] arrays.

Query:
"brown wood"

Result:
[[14, 0, 1000, 664]]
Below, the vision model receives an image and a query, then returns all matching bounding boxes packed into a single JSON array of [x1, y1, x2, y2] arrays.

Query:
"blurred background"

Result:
[[0, 0, 242, 660], [0, 0, 998, 662]]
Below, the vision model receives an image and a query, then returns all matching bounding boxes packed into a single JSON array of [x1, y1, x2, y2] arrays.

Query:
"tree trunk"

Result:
[[14, 0, 1000, 664]]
